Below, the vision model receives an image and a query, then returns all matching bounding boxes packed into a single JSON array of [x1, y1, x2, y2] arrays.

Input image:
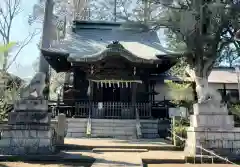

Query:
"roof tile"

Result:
[[47, 28, 179, 61]]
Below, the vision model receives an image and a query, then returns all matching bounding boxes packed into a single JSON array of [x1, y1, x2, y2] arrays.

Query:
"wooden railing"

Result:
[[74, 102, 151, 119]]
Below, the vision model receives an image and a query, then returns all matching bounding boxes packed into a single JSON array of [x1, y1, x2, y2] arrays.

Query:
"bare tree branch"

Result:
[[6, 30, 39, 70], [0, 0, 35, 71]]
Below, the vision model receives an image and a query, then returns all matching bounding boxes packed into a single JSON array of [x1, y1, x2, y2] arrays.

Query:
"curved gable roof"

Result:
[[44, 22, 180, 64]]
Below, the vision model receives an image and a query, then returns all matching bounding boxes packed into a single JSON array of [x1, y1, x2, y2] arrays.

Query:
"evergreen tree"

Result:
[[155, 0, 240, 98]]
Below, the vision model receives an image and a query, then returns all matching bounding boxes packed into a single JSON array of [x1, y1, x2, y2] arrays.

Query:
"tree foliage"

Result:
[[31, 0, 164, 26], [165, 80, 194, 112], [165, 80, 194, 101], [89, 0, 163, 22], [0, 42, 16, 53], [0, 0, 38, 71], [156, 0, 240, 80], [220, 43, 240, 67], [0, 43, 24, 121]]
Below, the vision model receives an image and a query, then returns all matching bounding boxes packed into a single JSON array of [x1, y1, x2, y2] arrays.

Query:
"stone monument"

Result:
[[184, 79, 240, 157], [0, 72, 56, 155]]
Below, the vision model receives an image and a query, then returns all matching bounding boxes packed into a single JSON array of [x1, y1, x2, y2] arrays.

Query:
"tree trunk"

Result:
[[187, 66, 223, 106], [2, 52, 8, 71], [186, 67, 209, 103]]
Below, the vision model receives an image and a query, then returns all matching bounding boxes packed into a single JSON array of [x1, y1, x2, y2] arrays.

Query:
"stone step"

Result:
[[90, 134, 136, 139], [141, 125, 158, 128], [91, 121, 136, 124], [92, 148, 148, 152], [91, 119, 136, 124], [67, 118, 88, 123], [68, 127, 86, 133], [141, 128, 158, 133], [140, 120, 158, 123], [67, 132, 86, 138], [142, 133, 159, 139], [68, 124, 86, 129], [141, 123, 158, 129], [91, 125, 136, 129], [68, 123, 86, 126], [91, 130, 135, 136], [60, 138, 178, 151], [92, 121, 135, 124], [92, 124, 136, 130], [91, 130, 136, 134]]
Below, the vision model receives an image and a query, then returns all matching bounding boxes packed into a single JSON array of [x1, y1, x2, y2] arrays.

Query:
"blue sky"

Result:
[[5, 0, 170, 79], [8, 0, 40, 79]]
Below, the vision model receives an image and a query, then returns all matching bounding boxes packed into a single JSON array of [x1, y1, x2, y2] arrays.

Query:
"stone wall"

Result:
[[0, 114, 67, 146], [184, 103, 240, 157]]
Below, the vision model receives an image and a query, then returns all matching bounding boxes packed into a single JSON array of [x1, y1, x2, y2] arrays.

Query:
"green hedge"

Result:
[[173, 126, 187, 148]]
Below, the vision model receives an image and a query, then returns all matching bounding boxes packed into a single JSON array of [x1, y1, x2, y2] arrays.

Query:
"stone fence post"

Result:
[[56, 113, 67, 145]]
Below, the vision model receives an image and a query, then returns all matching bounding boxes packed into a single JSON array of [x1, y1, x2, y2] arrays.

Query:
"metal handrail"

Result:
[[168, 129, 240, 165], [86, 104, 91, 137], [135, 108, 142, 138]]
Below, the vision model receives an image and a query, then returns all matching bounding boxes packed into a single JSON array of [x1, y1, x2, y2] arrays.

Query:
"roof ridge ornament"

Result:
[[106, 41, 124, 49]]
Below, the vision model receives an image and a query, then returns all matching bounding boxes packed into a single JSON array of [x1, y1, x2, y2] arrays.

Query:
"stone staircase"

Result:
[[66, 118, 88, 138], [66, 118, 169, 139], [140, 120, 159, 139], [91, 119, 137, 139]]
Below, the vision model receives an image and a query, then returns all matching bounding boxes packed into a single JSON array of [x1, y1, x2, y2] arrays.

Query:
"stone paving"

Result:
[[64, 138, 180, 166], [66, 150, 237, 167], [91, 152, 142, 167], [64, 138, 239, 167], [0, 138, 237, 167], [64, 138, 172, 148], [148, 165, 237, 167]]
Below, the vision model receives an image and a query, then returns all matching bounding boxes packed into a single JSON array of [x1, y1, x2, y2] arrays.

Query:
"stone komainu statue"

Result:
[[195, 78, 222, 105], [20, 72, 46, 98]]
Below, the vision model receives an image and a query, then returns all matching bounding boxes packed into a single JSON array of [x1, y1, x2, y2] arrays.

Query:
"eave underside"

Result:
[[41, 48, 177, 74]]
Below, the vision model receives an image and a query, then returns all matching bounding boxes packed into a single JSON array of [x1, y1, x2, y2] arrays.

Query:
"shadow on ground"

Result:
[[0, 152, 95, 167], [111, 139, 172, 145], [0, 163, 8, 167], [61, 138, 175, 151], [0, 162, 93, 167]]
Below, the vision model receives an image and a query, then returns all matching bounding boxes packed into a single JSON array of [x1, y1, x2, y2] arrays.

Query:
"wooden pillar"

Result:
[[88, 80, 94, 116], [152, 81, 155, 102], [131, 83, 137, 117], [149, 81, 153, 103], [73, 67, 88, 101], [89, 80, 94, 101], [131, 83, 137, 103], [223, 83, 227, 102]]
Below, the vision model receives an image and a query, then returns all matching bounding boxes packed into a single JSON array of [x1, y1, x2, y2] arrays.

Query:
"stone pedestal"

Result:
[[184, 102, 240, 157], [0, 98, 56, 155]]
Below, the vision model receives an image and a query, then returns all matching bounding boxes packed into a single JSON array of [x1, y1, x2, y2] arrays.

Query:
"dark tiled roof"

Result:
[[161, 67, 239, 84], [208, 67, 238, 84], [46, 22, 180, 62]]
